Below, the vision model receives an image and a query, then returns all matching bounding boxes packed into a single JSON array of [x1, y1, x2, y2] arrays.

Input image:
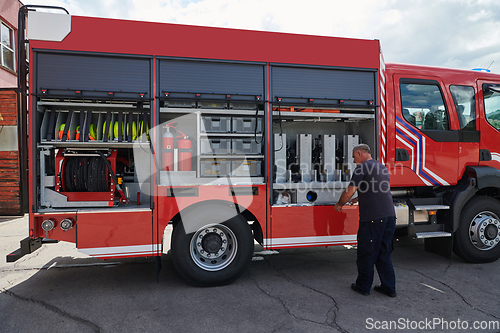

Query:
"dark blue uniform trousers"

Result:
[[355, 216, 396, 294]]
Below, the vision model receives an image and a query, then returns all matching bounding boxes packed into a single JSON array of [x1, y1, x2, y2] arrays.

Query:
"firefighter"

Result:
[[334, 144, 397, 297]]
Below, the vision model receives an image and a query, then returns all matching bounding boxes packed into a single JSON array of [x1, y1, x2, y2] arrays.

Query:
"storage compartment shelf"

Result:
[[38, 205, 152, 213], [159, 171, 264, 186], [273, 111, 374, 119], [39, 101, 150, 109], [200, 155, 264, 159], [273, 181, 350, 190], [160, 107, 264, 116], [204, 133, 263, 137], [272, 202, 338, 208], [38, 141, 143, 149], [39, 108, 150, 143], [200, 159, 263, 178]]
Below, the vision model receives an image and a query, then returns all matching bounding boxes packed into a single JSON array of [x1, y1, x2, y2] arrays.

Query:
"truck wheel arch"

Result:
[[448, 176, 478, 232], [467, 165, 500, 190], [167, 199, 263, 244], [450, 166, 500, 232]]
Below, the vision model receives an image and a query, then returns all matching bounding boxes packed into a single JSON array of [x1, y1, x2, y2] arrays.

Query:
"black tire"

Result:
[[171, 206, 254, 287], [454, 196, 500, 263]]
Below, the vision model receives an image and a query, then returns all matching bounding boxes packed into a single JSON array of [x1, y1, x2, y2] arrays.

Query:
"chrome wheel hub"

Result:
[[469, 212, 500, 251], [190, 224, 237, 271]]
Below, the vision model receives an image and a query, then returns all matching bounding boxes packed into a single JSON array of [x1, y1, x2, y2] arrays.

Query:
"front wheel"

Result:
[[171, 207, 254, 286], [454, 196, 500, 263]]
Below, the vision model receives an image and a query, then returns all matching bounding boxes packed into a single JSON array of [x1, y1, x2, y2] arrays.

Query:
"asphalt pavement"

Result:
[[1, 215, 500, 332]]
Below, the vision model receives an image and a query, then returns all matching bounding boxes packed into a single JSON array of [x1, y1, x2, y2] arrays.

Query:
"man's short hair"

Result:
[[353, 144, 371, 154]]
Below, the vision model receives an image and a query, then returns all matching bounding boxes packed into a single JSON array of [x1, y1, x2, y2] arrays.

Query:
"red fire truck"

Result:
[[7, 7, 500, 286]]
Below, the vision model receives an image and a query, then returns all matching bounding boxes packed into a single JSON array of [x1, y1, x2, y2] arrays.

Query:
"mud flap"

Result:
[[424, 236, 453, 260], [156, 255, 162, 283]]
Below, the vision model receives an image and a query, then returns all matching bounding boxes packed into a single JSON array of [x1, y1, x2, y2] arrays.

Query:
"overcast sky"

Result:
[[25, 0, 500, 73]]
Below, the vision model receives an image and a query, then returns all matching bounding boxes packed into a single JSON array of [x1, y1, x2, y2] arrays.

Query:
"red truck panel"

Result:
[[76, 210, 155, 259], [30, 16, 380, 69], [157, 184, 268, 244], [269, 205, 359, 248]]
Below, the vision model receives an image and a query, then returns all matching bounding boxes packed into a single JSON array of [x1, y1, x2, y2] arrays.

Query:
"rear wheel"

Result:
[[454, 196, 500, 263], [171, 207, 253, 286]]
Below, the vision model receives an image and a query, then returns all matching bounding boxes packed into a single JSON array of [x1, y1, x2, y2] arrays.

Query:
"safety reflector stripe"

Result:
[[492, 152, 500, 164], [378, 50, 387, 164], [395, 116, 449, 186], [264, 235, 357, 248], [78, 244, 162, 257]]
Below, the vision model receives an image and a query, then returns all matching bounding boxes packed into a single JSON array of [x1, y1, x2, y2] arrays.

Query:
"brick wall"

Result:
[[0, 89, 22, 215]]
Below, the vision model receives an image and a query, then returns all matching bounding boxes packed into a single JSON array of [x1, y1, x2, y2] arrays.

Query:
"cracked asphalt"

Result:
[[2, 215, 500, 332]]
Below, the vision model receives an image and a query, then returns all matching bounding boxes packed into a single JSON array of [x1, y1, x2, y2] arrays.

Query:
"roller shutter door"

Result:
[[159, 60, 264, 98], [36, 53, 151, 98], [271, 66, 375, 103]]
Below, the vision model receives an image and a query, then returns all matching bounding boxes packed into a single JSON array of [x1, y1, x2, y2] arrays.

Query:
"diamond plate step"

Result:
[[413, 205, 450, 211], [415, 231, 452, 239]]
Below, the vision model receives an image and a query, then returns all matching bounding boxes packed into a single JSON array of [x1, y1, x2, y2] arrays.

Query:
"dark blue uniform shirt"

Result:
[[349, 159, 395, 221]]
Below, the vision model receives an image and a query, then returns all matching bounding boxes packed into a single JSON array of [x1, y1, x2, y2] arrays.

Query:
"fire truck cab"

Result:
[[386, 63, 500, 263]]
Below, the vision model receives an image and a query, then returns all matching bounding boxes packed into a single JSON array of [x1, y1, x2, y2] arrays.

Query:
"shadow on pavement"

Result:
[[2, 240, 500, 333]]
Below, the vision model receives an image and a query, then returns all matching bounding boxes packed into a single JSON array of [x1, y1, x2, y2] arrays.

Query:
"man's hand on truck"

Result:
[[334, 185, 358, 212]]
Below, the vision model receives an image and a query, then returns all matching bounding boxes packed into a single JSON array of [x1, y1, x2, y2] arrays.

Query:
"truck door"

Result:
[[392, 75, 460, 186], [449, 85, 480, 175], [478, 80, 500, 167]]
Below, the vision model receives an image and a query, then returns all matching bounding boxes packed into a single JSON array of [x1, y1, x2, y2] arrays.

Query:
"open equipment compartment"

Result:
[[157, 58, 266, 186], [33, 52, 153, 211], [36, 102, 152, 210], [158, 105, 265, 185], [270, 65, 377, 206]]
